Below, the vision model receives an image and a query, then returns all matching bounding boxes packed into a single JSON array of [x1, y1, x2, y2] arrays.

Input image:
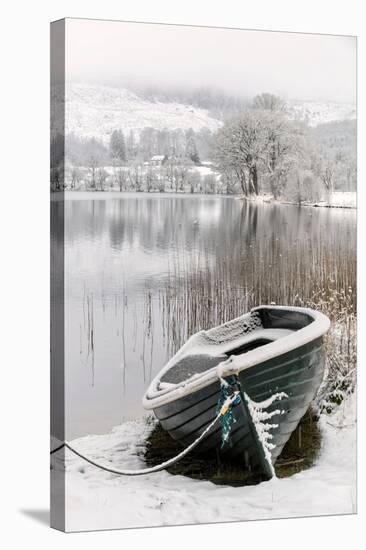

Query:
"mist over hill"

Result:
[[64, 83, 356, 143], [287, 100, 356, 127], [49, 83, 357, 198], [65, 83, 223, 143]]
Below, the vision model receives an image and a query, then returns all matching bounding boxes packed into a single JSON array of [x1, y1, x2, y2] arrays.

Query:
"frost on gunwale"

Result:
[[145, 306, 329, 408], [152, 311, 261, 393]]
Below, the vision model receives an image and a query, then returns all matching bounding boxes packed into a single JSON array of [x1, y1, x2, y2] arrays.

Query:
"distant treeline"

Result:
[[51, 93, 356, 200], [122, 83, 251, 119], [65, 126, 214, 167], [60, 163, 225, 195]]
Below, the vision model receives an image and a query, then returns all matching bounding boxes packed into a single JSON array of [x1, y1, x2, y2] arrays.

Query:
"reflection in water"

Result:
[[55, 192, 356, 439]]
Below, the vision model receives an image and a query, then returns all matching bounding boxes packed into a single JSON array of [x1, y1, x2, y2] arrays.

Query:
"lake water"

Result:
[[53, 192, 356, 439]]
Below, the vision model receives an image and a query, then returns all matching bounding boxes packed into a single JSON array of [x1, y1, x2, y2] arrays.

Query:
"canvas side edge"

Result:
[[50, 18, 66, 533]]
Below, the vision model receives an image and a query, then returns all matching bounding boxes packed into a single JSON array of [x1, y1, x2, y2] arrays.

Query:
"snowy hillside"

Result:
[[65, 83, 222, 142], [287, 99, 356, 127], [60, 84, 356, 143]]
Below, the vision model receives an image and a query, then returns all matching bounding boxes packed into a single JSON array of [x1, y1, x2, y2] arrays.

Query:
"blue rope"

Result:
[[216, 376, 242, 448]]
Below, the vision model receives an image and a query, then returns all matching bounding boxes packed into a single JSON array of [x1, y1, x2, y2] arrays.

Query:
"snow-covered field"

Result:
[[194, 165, 220, 179], [287, 99, 356, 127], [64, 83, 222, 142], [57, 395, 356, 532], [320, 191, 357, 208], [244, 192, 356, 209]]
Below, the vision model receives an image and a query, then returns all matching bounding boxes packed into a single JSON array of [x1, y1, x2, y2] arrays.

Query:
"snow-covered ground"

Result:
[[194, 165, 220, 178], [244, 192, 356, 209], [287, 99, 356, 127], [63, 83, 222, 143], [319, 191, 356, 208], [57, 395, 356, 532]]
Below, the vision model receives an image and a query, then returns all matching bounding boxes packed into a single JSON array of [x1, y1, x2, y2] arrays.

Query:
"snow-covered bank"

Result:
[[58, 396, 356, 532], [318, 191, 356, 208], [241, 191, 356, 209]]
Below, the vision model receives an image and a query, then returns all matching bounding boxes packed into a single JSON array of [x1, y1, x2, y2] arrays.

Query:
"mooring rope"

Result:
[[50, 391, 240, 476]]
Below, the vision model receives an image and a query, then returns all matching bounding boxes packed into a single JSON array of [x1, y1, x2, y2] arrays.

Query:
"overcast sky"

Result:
[[65, 18, 356, 103]]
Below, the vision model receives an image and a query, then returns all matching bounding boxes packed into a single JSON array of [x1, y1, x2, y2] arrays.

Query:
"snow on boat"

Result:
[[143, 306, 330, 479]]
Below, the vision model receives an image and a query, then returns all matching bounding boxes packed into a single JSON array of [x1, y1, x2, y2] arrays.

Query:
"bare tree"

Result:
[[114, 167, 128, 191], [214, 111, 268, 196], [145, 166, 156, 192], [252, 93, 286, 112], [215, 109, 304, 198], [220, 168, 238, 194], [203, 173, 217, 194], [155, 171, 166, 192], [263, 113, 305, 199], [88, 155, 98, 190], [187, 170, 201, 194], [109, 130, 126, 165], [50, 165, 63, 191], [163, 160, 175, 191], [96, 168, 109, 191], [86, 138, 104, 190], [288, 168, 322, 204], [321, 162, 335, 193], [127, 161, 143, 192], [70, 166, 82, 189], [173, 157, 194, 192]]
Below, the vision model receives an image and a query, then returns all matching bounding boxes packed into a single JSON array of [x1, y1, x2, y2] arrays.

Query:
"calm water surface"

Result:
[[54, 192, 356, 439]]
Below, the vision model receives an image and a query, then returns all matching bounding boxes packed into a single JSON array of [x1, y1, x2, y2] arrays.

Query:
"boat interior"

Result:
[[160, 308, 314, 386]]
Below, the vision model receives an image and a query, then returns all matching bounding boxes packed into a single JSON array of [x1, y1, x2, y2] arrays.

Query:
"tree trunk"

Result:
[[237, 168, 248, 196], [250, 165, 259, 195]]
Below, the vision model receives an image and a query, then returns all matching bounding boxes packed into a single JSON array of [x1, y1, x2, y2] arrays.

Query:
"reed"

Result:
[[76, 200, 356, 415], [158, 245, 356, 408]]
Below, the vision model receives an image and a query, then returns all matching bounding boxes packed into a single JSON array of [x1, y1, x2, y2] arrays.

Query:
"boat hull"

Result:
[[153, 337, 325, 476]]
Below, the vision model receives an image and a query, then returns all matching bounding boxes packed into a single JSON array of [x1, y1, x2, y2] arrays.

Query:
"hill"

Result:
[[65, 83, 223, 143], [287, 99, 356, 127], [62, 84, 356, 144]]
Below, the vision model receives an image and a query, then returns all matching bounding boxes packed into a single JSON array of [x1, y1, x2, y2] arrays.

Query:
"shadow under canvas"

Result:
[[19, 509, 50, 527]]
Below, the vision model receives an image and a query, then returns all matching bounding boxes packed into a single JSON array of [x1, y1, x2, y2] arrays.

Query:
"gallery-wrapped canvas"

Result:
[[51, 18, 357, 532]]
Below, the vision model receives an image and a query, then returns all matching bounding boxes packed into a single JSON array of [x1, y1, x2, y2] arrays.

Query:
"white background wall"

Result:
[[0, 1, 364, 548]]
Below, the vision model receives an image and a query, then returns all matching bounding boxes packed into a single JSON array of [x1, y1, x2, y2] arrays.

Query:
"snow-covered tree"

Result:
[[70, 166, 82, 189], [126, 130, 137, 160], [287, 168, 322, 204], [140, 127, 157, 160], [214, 109, 304, 198], [252, 93, 285, 112], [96, 167, 109, 191], [262, 112, 306, 199], [127, 160, 143, 192], [114, 167, 128, 192], [203, 173, 217, 194], [86, 138, 103, 189], [187, 170, 201, 194], [109, 130, 126, 165], [214, 111, 269, 195], [144, 166, 157, 192], [185, 129, 200, 165]]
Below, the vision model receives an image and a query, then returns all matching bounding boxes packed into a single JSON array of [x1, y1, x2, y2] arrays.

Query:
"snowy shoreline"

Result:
[[56, 395, 356, 532], [241, 191, 356, 210], [51, 189, 356, 209]]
